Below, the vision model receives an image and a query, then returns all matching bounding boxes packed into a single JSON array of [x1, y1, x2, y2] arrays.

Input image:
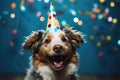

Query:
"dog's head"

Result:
[[23, 27, 84, 70]]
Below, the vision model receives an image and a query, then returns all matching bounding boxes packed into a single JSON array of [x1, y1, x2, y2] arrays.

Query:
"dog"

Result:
[[23, 27, 85, 80]]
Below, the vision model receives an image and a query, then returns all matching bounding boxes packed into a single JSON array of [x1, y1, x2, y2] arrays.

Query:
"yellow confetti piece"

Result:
[[70, 0, 75, 2], [89, 35, 94, 40], [99, 0, 105, 3], [106, 35, 111, 41], [102, 13, 105, 18], [110, 2, 115, 7], [97, 42, 102, 47], [112, 18, 118, 24], [21, 0, 25, 6], [86, 11, 92, 16]]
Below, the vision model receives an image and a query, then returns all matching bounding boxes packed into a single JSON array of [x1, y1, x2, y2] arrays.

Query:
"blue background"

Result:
[[0, 0, 120, 74]]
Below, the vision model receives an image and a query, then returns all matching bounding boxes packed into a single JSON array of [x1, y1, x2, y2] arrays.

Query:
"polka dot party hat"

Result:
[[46, 3, 62, 33]]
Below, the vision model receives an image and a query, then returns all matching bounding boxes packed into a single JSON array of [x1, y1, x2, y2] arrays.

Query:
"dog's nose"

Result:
[[53, 44, 63, 53]]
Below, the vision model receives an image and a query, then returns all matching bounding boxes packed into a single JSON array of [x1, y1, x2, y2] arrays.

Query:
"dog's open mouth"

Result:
[[47, 55, 66, 68]]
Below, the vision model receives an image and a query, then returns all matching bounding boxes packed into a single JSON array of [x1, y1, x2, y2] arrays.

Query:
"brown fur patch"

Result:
[[39, 44, 51, 55], [33, 53, 48, 69], [64, 27, 84, 43], [70, 55, 78, 64], [59, 33, 65, 38], [28, 33, 38, 42], [23, 33, 39, 49], [46, 33, 53, 39]]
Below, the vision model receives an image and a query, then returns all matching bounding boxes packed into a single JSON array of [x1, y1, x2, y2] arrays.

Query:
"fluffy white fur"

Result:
[[25, 59, 78, 80]]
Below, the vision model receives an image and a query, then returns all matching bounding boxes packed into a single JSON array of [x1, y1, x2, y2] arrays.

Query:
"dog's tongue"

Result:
[[54, 61, 63, 68]]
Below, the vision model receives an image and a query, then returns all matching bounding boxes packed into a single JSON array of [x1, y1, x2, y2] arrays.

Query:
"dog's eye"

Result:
[[45, 39, 51, 43], [61, 37, 67, 42]]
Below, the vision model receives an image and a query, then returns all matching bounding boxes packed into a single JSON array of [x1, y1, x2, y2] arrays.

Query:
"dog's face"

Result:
[[23, 27, 84, 70], [41, 31, 72, 55], [40, 31, 73, 70]]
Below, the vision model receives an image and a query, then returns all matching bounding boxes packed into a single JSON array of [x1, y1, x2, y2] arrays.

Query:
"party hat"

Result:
[[46, 3, 61, 33]]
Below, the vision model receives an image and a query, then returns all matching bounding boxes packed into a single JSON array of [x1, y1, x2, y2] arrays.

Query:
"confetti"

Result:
[[89, 35, 94, 40], [93, 3, 98, 8], [97, 41, 102, 47], [91, 14, 96, 20], [86, 11, 92, 16], [9, 40, 14, 47], [98, 14, 103, 20], [105, 8, 109, 13], [110, 2, 115, 7], [36, 11, 41, 17], [117, 40, 120, 45], [3, 11, 9, 15], [92, 8, 101, 13], [112, 18, 118, 24], [78, 20, 83, 26], [12, 29, 17, 35], [38, 0, 42, 1], [27, 0, 34, 4], [106, 35, 111, 41], [99, 0, 105, 3], [11, 3, 16, 9], [70, 0, 75, 3], [61, 20, 67, 26], [20, 6, 26, 11], [10, 13, 15, 19], [21, 0, 25, 6], [20, 0, 26, 12], [108, 16, 112, 22], [54, 0, 63, 3], [40, 16, 45, 22], [73, 17, 79, 23], [69, 9, 76, 16], [44, 0, 49, 3]]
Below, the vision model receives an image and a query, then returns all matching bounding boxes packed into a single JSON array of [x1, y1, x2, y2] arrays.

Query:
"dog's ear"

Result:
[[22, 30, 46, 50], [64, 27, 85, 48]]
